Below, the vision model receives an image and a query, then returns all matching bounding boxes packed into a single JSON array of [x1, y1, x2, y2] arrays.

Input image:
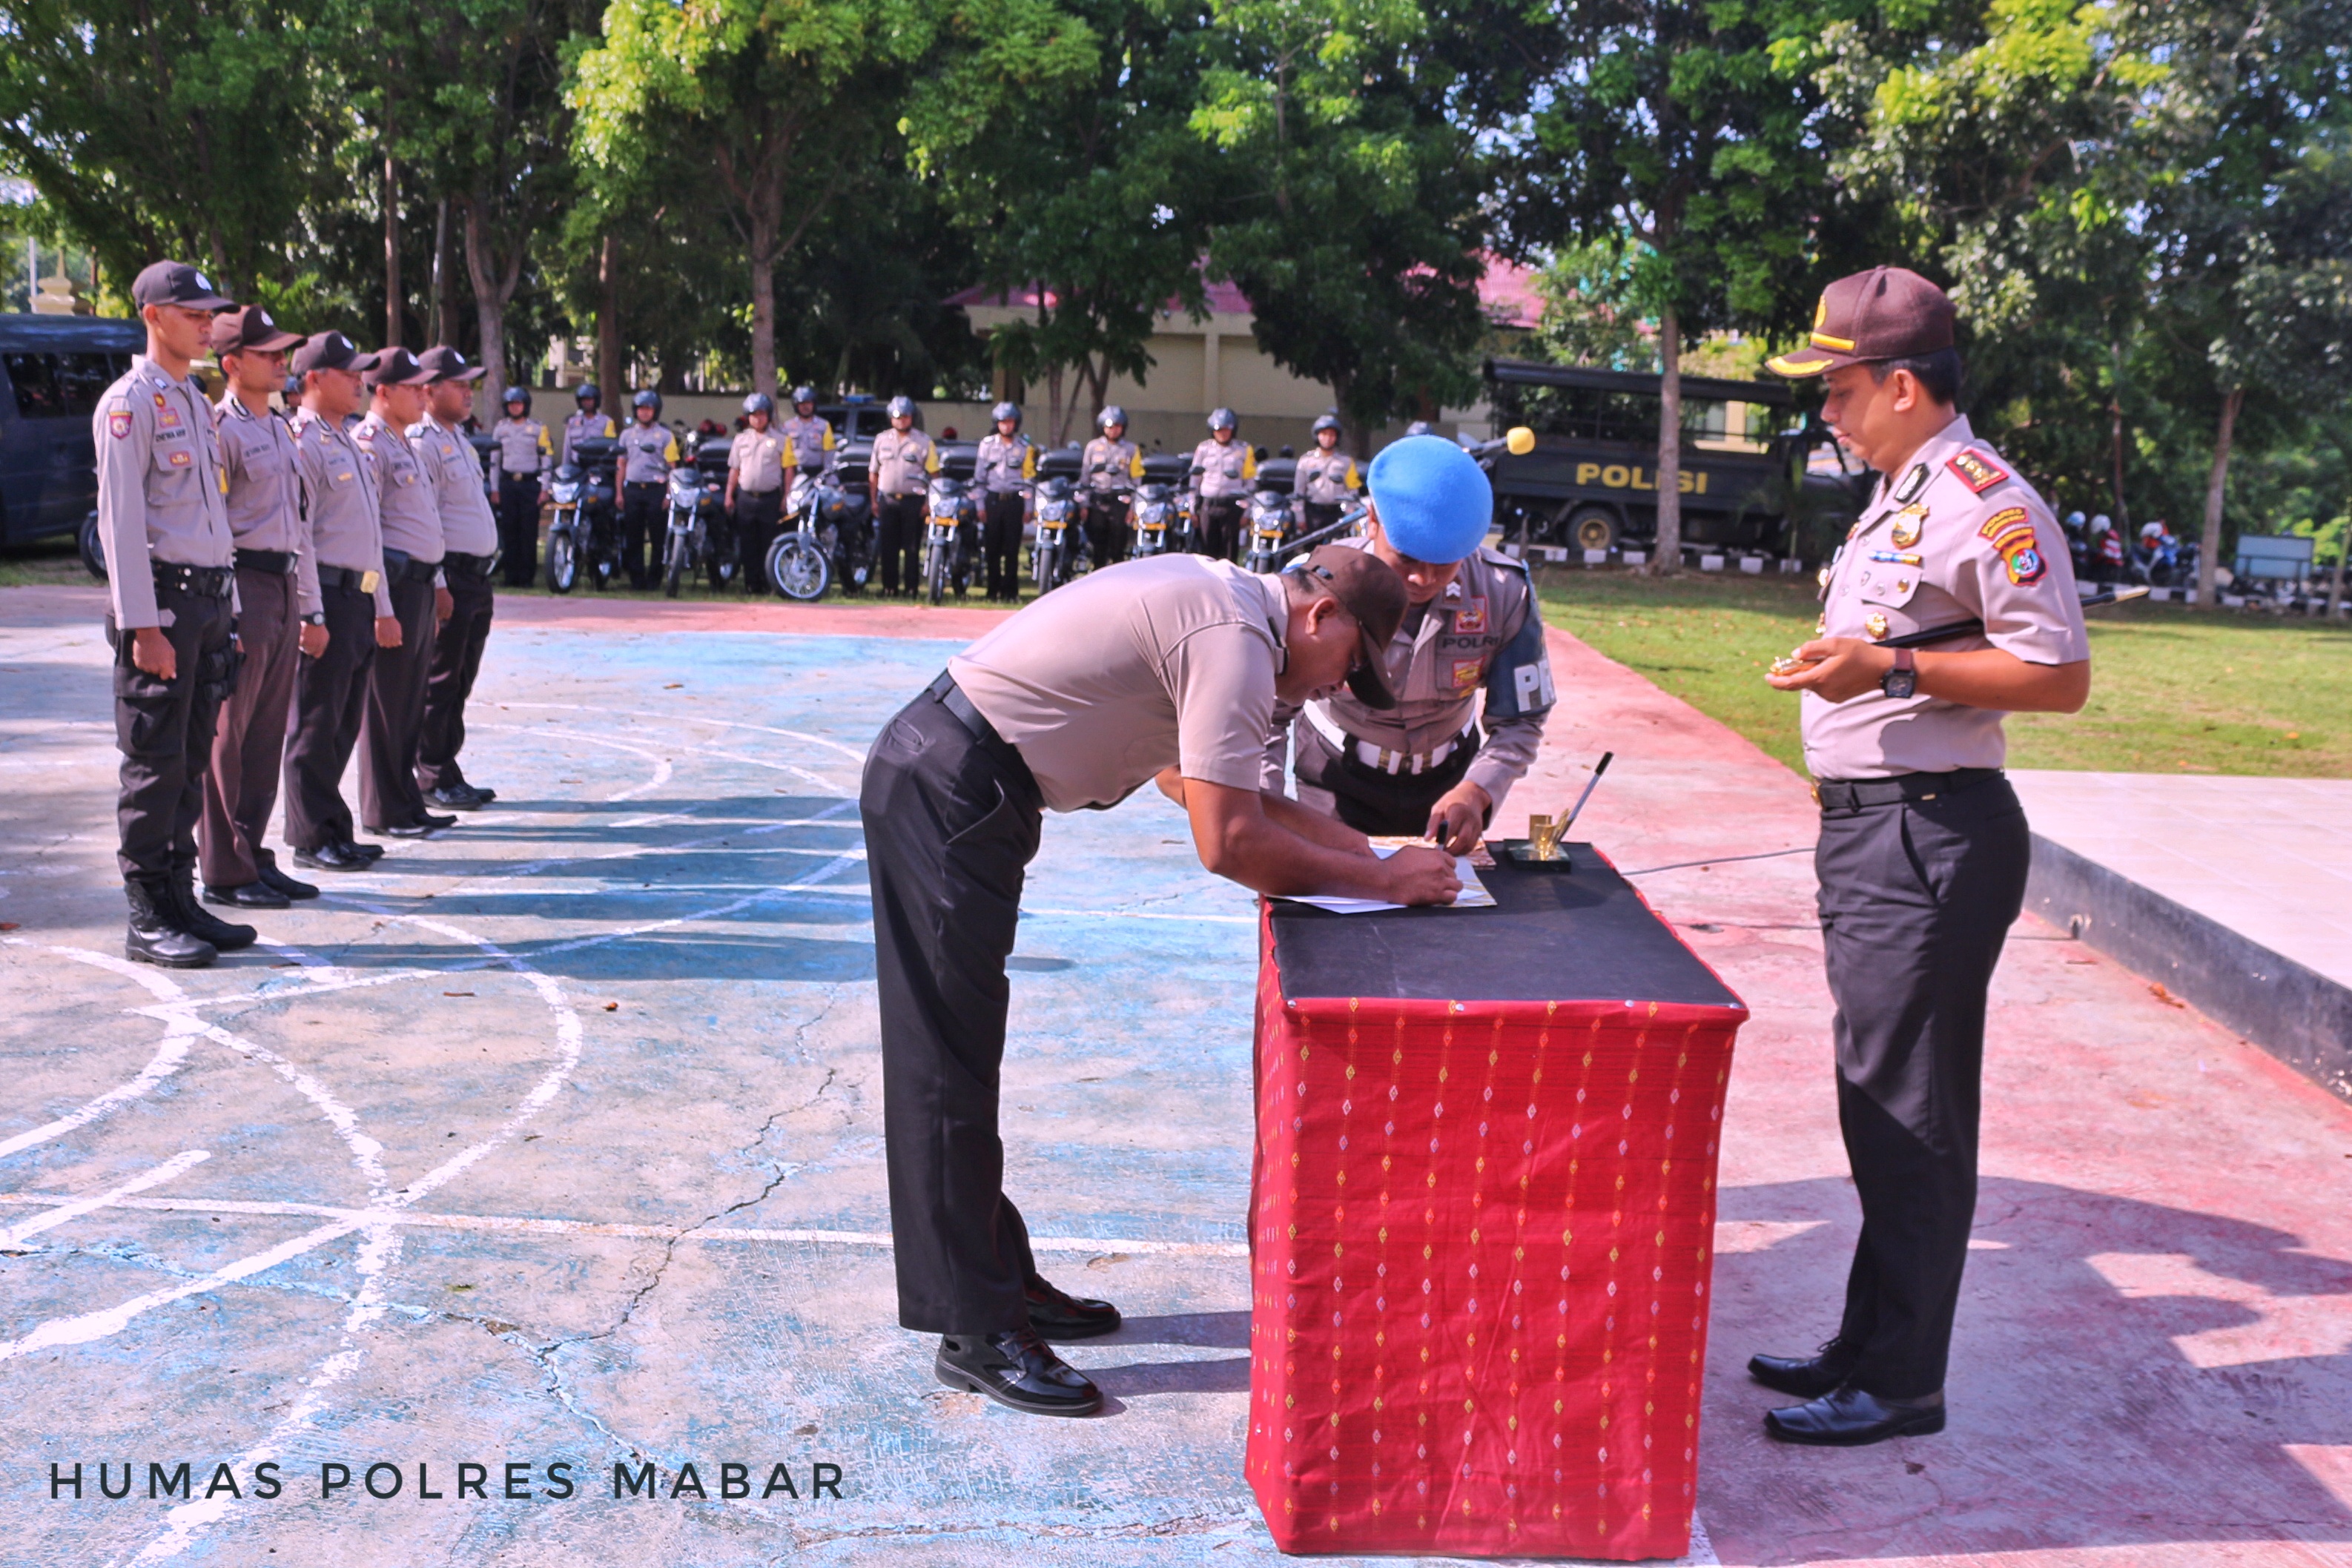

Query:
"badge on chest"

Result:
[[1451, 597, 1487, 635]]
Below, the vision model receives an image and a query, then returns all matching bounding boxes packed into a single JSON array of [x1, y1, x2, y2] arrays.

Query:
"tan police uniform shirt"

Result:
[[974, 432, 1036, 497], [1293, 446, 1361, 506], [290, 406, 391, 618], [93, 355, 235, 630], [492, 416, 551, 480], [214, 395, 314, 612], [779, 414, 833, 470], [1804, 414, 2091, 779], [870, 427, 939, 497], [559, 408, 616, 469], [617, 420, 679, 485], [1081, 434, 1143, 497], [950, 555, 1289, 813], [409, 419, 502, 558], [1266, 537, 1555, 810], [1190, 435, 1258, 502], [354, 411, 446, 570], [728, 427, 795, 494]]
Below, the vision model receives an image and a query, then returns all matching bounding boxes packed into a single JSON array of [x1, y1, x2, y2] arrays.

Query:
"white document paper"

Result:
[[1277, 841, 1499, 915]]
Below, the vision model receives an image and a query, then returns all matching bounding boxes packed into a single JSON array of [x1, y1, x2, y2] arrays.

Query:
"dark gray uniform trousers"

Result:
[[282, 581, 378, 850], [861, 675, 1045, 1334], [200, 563, 300, 887], [360, 565, 440, 832], [110, 580, 234, 885], [1816, 772, 2029, 1399], [417, 560, 494, 795]]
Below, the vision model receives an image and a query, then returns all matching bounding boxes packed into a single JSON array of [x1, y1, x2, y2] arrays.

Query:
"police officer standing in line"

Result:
[[1292, 412, 1362, 537], [92, 262, 251, 967], [1078, 405, 1143, 571], [354, 346, 456, 839], [411, 347, 502, 812], [559, 382, 615, 469], [862, 544, 1459, 1416], [779, 385, 835, 477], [491, 386, 551, 588], [615, 388, 679, 589], [1189, 407, 1256, 560], [868, 396, 939, 597], [1268, 436, 1555, 850], [198, 305, 318, 911], [973, 402, 1034, 602], [1753, 268, 2090, 1446], [283, 333, 396, 873], [726, 393, 793, 595]]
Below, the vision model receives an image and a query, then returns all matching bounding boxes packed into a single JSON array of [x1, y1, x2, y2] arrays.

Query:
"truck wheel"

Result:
[[1567, 505, 1619, 554]]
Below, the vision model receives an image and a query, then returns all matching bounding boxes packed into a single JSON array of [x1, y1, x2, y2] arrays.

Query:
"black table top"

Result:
[[1269, 844, 1744, 1008]]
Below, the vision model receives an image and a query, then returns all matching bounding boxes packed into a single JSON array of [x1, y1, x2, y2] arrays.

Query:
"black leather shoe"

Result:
[[424, 784, 486, 810], [1765, 1386, 1946, 1446], [168, 878, 256, 951], [1025, 1274, 1122, 1340], [1748, 1338, 1859, 1399], [125, 882, 215, 969], [294, 842, 371, 872], [934, 1328, 1103, 1417], [254, 854, 319, 901], [204, 880, 289, 910], [344, 838, 386, 861], [377, 813, 457, 837], [465, 784, 496, 803]]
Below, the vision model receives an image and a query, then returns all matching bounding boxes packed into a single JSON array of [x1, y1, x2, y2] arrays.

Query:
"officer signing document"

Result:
[[862, 545, 1459, 1418], [1755, 267, 2091, 1447]]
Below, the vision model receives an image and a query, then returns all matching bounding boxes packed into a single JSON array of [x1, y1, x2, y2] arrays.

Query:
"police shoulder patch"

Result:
[[107, 408, 133, 440], [1948, 449, 2008, 493], [1977, 506, 2033, 546]]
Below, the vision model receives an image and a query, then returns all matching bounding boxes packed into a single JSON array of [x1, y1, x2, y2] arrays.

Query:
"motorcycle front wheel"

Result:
[[662, 529, 688, 598], [925, 540, 948, 606], [546, 530, 578, 595], [770, 535, 830, 602]]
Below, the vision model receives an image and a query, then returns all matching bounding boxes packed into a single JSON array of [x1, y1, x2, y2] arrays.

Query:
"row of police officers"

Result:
[[96, 260, 508, 968]]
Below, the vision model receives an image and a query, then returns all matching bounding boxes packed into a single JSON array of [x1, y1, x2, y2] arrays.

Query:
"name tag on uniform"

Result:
[[1452, 597, 1487, 635]]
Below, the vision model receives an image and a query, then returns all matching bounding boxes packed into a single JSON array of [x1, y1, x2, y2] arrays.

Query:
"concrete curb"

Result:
[[2026, 831, 2352, 1104]]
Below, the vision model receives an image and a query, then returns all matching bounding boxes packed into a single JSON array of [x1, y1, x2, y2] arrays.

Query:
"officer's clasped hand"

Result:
[[131, 626, 176, 682], [1764, 637, 1895, 704]]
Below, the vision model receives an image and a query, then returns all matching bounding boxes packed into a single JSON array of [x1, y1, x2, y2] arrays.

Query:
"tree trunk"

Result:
[[596, 232, 621, 400], [462, 198, 522, 427], [2194, 385, 2241, 606], [2326, 509, 2348, 618], [426, 197, 446, 344], [748, 208, 779, 400], [1045, 362, 1067, 448], [383, 149, 402, 348], [1649, 305, 1682, 575], [2108, 337, 2130, 528]]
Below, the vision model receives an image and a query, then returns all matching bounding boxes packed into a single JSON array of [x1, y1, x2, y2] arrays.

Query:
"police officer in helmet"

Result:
[[868, 396, 939, 596], [974, 402, 1035, 602], [1269, 435, 1556, 851], [1293, 412, 1362, 538], [727, 391, 795, 593], [1080, 405, 1143, 572], [561, 382, 615, 470], [616, 388, 680, 589], [491, 386, 552, 588], [1189, 407, 1256, 560]]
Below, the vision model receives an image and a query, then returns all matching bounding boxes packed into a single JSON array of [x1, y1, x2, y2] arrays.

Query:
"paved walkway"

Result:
[[1, 585, 2347, 1566], [2009, 770, 2352, 991]]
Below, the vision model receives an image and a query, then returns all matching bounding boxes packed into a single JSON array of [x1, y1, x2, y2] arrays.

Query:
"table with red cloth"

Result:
[[1246, 844, 1748, 1561]]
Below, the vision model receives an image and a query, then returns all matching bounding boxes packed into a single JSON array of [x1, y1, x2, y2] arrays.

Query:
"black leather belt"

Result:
[[153, 561, 234, 598], [380, 550, 442, 586], [234, 547, 296, 575], [925, 672, 1039, 797], [1814, 767, 2001, 815], [317, 564, 378, 593], [443, 551, 496, 578]]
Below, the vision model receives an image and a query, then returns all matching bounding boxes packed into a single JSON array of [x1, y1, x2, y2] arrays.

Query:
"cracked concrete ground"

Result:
[[3, 586, 2349, 1567]]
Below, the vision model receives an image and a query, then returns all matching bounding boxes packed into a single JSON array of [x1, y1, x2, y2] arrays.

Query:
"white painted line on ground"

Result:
[[0, 942, 202, 1161], [0, 1149, 209, 1248], [492, 700, 869, 764]]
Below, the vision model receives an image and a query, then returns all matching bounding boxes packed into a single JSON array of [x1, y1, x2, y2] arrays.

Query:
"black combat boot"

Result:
[[126, 881, 217, 969], [168, 873, 257, 952]]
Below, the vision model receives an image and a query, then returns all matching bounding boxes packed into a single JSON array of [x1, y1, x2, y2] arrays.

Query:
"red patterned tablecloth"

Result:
[[1246, 861, 1746, 1560]]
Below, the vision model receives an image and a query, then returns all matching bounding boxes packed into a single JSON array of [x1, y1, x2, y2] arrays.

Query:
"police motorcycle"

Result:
[[1028, 446, 1084, 592], [1129, 451, 1193, 558], [2128, 520, 2193, 588], [922, 459, 980, 604], [660, 435, 736, 597], [545, 434, 622, 592], [766, 456, 861, 601], [1242, 454, 1298, 573]]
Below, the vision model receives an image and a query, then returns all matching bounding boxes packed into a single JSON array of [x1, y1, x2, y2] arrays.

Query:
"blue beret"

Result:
[[1366, 435, 1493, 564]]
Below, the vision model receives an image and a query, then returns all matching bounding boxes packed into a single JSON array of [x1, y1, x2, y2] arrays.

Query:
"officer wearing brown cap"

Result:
[[197, 305, 317, 911], [93, 261, 254, 967], [861, 546, 1459, 1419], [354, 346, 457, 838], [283, 333, 396, 872], [1752, 268, 2090, 1445], [408, 346, 501, 811]]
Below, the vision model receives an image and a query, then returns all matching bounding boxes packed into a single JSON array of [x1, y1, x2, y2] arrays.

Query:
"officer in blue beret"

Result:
[[1266, 435, 1557, 851]]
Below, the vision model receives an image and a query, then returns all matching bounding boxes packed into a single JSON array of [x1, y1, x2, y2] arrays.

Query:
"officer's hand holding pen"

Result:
[[1381, 843, 1461, 906], [1423, 780, 1490, 856], [131, 626, 176, 681]]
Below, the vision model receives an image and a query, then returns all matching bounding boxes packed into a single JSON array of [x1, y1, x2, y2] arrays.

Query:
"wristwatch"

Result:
[[303, 612, 326, 627], [1880, 646, 1917, 700]]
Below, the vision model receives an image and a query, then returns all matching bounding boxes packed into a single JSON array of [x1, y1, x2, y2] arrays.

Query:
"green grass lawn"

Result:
[[1535, 566, 2352, 779], [0, 537, 87, 589]]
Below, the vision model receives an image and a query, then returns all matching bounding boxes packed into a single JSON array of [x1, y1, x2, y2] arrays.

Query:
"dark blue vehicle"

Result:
[[0, 314, 144, 572]]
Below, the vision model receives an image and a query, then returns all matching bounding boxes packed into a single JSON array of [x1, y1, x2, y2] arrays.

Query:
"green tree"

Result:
[[1510, 0, 1842, 572]]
